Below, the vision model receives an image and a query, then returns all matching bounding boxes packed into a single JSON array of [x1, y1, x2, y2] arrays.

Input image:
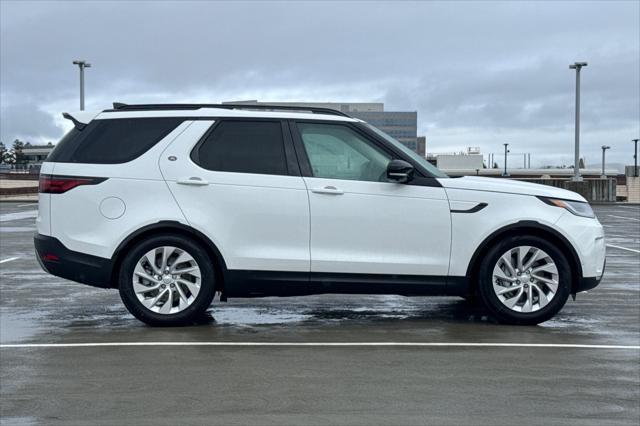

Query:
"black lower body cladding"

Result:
[[34, 234, 113, 288]]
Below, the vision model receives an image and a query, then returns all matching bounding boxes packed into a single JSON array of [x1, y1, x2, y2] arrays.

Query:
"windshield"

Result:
[[362, 123, 448, 178]]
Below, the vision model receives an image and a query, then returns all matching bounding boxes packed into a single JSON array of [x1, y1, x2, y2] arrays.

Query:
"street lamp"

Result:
[[72, 60, 91, 110], [601, 145, 610, 179], [633, 139, 639, 177], [569, 61, 587, 182], [502, 143, 510, 177]]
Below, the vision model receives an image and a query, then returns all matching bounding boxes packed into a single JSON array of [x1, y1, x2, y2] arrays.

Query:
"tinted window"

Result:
[[47, 118, 183, 164], [193, 121, 288, 176], [297, 122, 391, 182]]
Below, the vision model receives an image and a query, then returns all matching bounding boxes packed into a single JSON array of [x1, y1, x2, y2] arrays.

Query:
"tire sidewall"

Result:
[[118, 234, 216, 326], [477, 235, 571, 325]]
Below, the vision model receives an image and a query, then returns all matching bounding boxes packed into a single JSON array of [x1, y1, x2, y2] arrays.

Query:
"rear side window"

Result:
[[192, 121, 288, 175], [47, 118, 183, 164]]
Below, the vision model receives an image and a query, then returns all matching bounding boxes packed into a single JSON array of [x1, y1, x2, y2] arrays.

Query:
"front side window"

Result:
[[297, 123, 391, 182], [193, 120, 288, 176]]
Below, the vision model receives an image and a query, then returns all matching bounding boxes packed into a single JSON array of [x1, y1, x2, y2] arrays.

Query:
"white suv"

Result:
[[35, 103, 606, 326]]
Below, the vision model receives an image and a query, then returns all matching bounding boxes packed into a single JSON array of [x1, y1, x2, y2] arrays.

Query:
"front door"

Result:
[[291, 121, 451, 277]]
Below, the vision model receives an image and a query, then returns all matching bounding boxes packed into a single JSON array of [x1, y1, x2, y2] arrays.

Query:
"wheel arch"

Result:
[[465, 220, 583, 295], [109, 221, 227, 290]]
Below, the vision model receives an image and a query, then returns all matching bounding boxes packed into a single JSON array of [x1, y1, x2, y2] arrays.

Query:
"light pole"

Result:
[[502, 143, 510, 177], [633, 139, 639, 177], [569, 62, 587, 182], [72, 60, 91, 110], [601, 145, 610, 179]]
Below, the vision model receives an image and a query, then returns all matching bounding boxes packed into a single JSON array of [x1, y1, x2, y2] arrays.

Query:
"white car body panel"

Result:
[[440, 176, 586, 202], [36, 162, 55, 236], [304, 177, 451, 275], [444, 187, 566, 276], [555, 211, 606, 278], [49, 178, 187, 258], [159, 121, 311, 272]]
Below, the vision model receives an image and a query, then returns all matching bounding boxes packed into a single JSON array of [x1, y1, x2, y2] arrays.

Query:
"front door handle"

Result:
[[177, 177, 209, 186], [311, 185, 344, 195]]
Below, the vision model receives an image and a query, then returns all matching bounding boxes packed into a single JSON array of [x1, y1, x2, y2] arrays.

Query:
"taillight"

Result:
[[39, 174, 107, 194]]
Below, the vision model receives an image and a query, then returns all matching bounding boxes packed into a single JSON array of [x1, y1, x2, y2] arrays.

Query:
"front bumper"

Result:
[[554, 212, 606, 292], [574, 259, 605, 294], [34, 234, 114, 288]]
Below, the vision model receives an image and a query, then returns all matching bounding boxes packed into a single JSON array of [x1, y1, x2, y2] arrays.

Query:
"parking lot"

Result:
[[0, 202, 638, 425]]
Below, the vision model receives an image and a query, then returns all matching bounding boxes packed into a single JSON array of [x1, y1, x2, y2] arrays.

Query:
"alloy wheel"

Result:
[[492, 246, 559, 313], [132, 246, 202, 314]]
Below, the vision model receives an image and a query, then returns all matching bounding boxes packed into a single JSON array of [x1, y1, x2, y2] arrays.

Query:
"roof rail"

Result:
[[109, 102, 351, 117]]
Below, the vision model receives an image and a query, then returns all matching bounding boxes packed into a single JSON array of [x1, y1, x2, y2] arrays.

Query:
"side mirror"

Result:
[[387, 159, 414, 183]]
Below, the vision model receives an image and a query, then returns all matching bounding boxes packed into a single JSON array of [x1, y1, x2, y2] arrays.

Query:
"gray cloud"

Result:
[[1, 0, 638, 166], [0, 102, 60, 144]]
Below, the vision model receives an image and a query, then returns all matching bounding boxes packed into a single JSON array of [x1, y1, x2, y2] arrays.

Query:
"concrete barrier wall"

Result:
[[627, 177, 640, 203], [518, 178, 616, 203], [0, 186, 38, 196]]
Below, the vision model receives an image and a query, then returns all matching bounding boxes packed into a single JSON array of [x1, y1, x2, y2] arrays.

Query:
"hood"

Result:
[[437, 176, 587, 202]]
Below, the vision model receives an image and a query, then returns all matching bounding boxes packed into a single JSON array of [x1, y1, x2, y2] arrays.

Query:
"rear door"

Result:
[[291, 120, 451, 277], [160, 119, 310, 273]]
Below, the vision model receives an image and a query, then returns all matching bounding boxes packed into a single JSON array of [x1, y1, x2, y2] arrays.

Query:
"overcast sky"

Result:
[[1, 0, 638, 168]]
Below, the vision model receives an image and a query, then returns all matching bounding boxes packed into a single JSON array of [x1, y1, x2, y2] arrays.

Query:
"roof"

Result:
[[63, 103, 362, 127], [93, 102, 359, 123], [111, 102, 351, 117]]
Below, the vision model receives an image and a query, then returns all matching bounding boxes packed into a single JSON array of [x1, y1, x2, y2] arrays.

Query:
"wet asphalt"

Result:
[[0, 202, 638, 426]]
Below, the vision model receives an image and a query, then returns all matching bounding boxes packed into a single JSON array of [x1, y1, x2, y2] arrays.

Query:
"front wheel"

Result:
[[477, 235, 571, 325], [118, 234, 216, 326]]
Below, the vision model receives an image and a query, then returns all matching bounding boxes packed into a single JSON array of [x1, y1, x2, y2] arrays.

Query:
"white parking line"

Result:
[[608, 214, 640, 222], [606, 244, 640, 254], [1, 342, 638, 350], [0, 257, 20, 264], [0, 210, 38, 222]]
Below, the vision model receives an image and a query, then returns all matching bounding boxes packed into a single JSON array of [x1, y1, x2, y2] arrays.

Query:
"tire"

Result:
[[118, 234, 216, 326], [476, 235, 571, 325]]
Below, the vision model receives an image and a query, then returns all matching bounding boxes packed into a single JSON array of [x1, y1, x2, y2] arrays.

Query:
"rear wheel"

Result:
[[118, 234, 216, 326], [477, 235, 571, 325]]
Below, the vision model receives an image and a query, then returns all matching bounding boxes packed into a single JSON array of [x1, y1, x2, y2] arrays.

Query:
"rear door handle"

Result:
[[177, 177, 209, 186], [311, 185, 344, 195]]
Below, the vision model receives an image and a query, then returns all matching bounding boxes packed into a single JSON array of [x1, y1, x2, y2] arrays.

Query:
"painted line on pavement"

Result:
[[0, 257, 20, 264], [608, 214, 640, 222], [1, 342, 638, 350], [0, 210, 38, 222], [606, 244, 640, 254]]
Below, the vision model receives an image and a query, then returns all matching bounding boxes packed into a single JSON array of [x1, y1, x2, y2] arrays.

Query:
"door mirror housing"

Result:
[[386, 159, 414, 183]]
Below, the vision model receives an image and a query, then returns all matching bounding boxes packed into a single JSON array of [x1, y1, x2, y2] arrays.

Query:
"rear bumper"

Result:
[[34, 234, 114, 288]]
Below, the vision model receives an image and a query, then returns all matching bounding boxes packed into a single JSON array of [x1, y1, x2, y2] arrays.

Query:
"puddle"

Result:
[[212, 307, 312, 325], [0, 310, 43, 343]]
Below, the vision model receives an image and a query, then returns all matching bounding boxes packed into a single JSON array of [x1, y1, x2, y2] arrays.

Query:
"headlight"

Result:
[[538, 197, 595, 218]]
